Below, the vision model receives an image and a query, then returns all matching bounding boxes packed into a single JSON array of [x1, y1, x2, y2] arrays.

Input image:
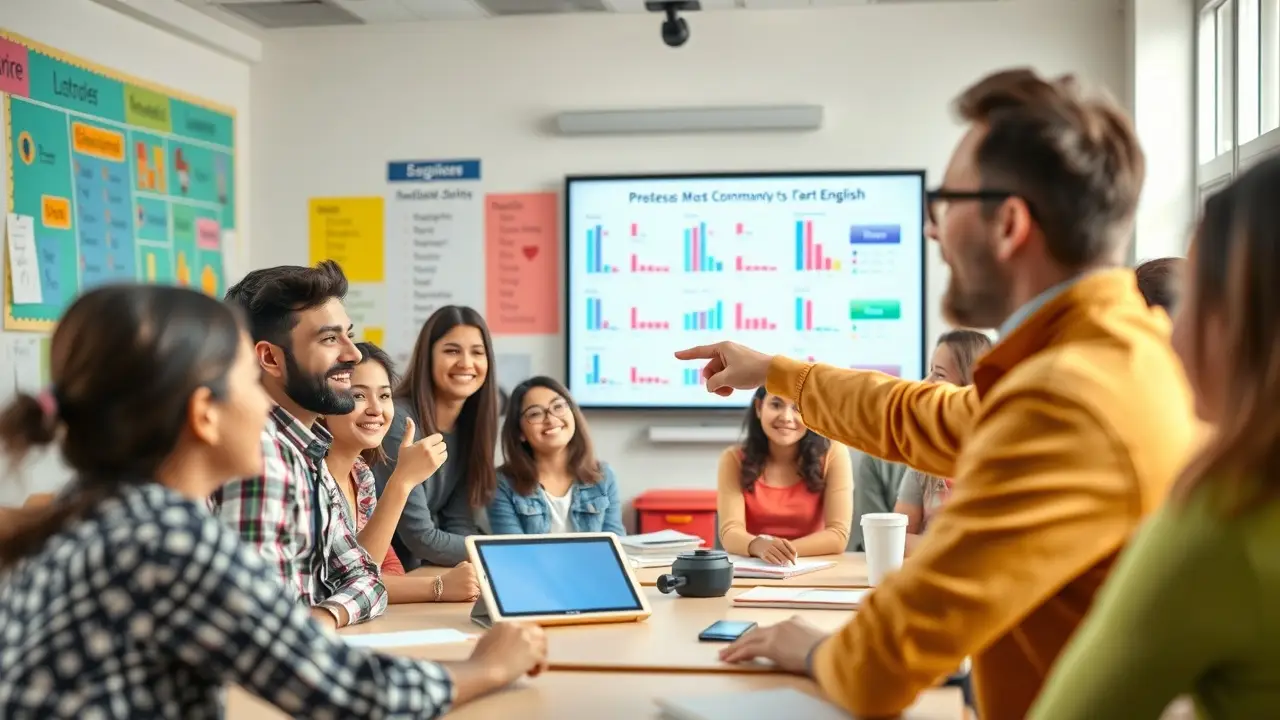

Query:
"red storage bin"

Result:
[[633, 489, 719, 549]]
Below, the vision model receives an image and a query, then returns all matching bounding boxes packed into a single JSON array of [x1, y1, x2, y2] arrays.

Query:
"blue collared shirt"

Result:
[[998, 275, 1086, 339]]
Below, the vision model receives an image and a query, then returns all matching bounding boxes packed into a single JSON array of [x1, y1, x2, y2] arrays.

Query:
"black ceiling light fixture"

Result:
[[645, 1, 701, 48]]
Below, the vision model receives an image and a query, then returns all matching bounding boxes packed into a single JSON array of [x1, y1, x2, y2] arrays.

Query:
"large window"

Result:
[[1199, 0, 1280, 186]]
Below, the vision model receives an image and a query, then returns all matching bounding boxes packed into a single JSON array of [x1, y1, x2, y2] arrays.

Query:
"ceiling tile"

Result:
[[399, 0, 488, 18], [332, 0, 414, 22]]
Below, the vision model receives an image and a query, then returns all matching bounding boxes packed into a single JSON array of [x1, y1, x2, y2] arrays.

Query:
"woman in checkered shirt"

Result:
[[0, 285, 546, 719]]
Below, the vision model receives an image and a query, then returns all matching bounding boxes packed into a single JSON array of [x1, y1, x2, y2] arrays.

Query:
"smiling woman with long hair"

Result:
[[372, 306, 499, 569], [716, 387, 852, 564], [1029, 156, 1280, 719]]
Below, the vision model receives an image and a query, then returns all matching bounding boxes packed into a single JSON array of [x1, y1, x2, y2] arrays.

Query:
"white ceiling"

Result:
[[178, 0, 987, 29]]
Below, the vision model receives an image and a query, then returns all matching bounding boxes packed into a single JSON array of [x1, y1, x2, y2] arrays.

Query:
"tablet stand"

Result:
[[469, 600, 492, 628]]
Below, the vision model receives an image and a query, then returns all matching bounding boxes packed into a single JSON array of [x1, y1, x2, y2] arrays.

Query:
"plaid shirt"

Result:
[[210, 405, 387, 625]]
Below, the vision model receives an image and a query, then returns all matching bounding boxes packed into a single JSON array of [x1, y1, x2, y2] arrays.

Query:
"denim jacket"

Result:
[[488, 464, 626, 536]]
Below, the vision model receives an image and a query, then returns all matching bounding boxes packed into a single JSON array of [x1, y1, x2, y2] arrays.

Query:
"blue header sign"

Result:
[[387, 159, 482, 183]]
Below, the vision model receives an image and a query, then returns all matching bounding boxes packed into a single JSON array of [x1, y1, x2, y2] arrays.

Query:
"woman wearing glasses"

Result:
[[487, 376, 625, 535]]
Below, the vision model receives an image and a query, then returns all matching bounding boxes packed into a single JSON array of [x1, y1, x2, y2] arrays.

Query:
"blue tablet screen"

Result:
[[475, 537, 643, 617]]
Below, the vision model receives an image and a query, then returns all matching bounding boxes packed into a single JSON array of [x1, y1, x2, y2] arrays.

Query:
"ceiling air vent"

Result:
[[215, 0, 364, 28]]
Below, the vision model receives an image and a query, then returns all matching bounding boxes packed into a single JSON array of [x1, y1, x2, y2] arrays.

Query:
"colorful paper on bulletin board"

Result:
[[484, 192, 559, 335], [1, 31, 236, 331], [308, 196, 386, 344]]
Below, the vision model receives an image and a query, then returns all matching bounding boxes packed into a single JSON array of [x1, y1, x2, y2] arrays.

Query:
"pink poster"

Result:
[[0, 37, 30, 98], [196, 218, 221, 250]]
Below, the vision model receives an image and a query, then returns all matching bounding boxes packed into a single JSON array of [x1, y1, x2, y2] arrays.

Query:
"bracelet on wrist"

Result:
[[433, 575, 444, 602]]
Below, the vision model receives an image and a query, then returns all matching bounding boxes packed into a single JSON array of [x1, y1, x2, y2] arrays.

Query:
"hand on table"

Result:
[[441, 561, 481, 602], [390, 418, 448, 486], [748, 535, 797, 565], [470, 622, 549, 685], [719, 616, 828, 676], [674, 342, 774, 397]]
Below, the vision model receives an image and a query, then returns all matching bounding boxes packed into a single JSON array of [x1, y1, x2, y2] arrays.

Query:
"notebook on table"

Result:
[[732, 586, 868, 611], [656, 688, 850, 720], [728, 555, 836, 579]]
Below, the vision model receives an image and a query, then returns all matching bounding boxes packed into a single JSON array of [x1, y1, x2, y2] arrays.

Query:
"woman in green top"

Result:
[[1029, 156, 1280, 718]]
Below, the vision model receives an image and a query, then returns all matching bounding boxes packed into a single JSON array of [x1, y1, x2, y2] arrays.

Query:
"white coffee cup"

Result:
[[861, 512, 908, 586]]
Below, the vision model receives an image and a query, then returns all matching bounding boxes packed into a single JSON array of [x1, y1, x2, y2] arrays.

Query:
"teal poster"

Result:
[[2, 31, 236, 330]]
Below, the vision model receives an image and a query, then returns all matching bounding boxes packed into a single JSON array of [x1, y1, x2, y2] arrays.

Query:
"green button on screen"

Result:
[[849, 300, 901, 320]]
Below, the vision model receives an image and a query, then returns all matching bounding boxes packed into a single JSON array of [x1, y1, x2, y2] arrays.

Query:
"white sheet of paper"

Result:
[[341, 629, 475, 648], [6, 214, 42, 304], [735, 587, 868, 604], [9, 337, 42, 393]]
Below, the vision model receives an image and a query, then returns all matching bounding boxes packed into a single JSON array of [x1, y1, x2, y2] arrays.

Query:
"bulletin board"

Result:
[[1, 30, 237, 331]]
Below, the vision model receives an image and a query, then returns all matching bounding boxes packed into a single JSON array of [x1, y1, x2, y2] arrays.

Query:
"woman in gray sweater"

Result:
[[373, 306, 500, 569]]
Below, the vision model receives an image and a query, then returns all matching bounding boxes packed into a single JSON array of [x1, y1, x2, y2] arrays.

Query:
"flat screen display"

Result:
[[474, 536, 644, 617], [565, 171, 928, 409]]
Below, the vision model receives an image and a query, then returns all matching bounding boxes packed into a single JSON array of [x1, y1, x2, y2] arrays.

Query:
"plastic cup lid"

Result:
[[861, 512, 908, 527]]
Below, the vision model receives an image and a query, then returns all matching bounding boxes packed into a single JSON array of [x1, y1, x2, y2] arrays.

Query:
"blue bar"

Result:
[[594, 226, 604, 271], [849, 225, 902, 245], [795, 221, 805, 271], [683, 229, 692, 272], [715, 260, 723, 272], [715, 301, 723, 330], [586, 228, 595, 273], [795, 297, 804, 330], [592, 354, 600, 384]]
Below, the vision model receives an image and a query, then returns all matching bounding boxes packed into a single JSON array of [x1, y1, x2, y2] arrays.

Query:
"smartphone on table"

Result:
[[698, 620, 758, 642]]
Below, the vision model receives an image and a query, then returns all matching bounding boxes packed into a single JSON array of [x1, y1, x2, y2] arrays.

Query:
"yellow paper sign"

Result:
[[308, 197, 384, 282]]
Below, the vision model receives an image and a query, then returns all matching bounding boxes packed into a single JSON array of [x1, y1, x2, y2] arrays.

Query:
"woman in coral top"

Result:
[[717, 387, 853, 565]]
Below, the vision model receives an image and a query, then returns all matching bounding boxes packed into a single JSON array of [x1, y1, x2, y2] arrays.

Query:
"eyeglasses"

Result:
[[521, 399, 571, 424], [926, 188, 1022, 226]]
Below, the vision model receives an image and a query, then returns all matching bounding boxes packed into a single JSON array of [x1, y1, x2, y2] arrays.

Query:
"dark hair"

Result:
[[1134, 257, 1185, 312], [1175, 157, 1280, 511], [395, 305, 498, 507], [354, 341, 398, 468], [739, 387, 830, 493], [224, 260, 347, 348], [935, 329, 993, 385], [956, 68, 1145, 269], [498, 376, 602, 497], [0, 285, 244, 569]]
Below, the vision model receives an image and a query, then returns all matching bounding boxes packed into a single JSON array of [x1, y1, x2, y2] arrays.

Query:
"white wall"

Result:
[[0, 0, 253, 504], [252, 0, 1127, 515], [1127, 0, 1197, 261]]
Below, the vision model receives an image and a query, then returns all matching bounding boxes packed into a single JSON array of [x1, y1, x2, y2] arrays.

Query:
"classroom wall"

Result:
[[251, 0, 1127, 517], [0, 0, 254, 505]]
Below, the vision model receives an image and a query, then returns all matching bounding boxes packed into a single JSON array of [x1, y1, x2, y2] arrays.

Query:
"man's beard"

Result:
[[941, 232, 1013, 330], [282, 347, 356, 415]]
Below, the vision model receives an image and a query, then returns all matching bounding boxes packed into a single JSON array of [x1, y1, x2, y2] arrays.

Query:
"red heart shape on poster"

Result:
[[522, 245, 539, 260]]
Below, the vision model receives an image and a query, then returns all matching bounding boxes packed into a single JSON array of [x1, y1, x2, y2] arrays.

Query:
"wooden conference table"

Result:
[[227, 552, 962, 718]]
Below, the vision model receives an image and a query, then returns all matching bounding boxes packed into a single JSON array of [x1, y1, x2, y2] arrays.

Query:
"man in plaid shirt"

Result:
[[211, 260, 387, 627]]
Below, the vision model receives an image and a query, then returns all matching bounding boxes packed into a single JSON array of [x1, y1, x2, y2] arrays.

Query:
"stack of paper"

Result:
[[657, 688, 851, 720], [619, 529, 704, 568], [727, 555, 836, 579], [732, 586, 868, 611]]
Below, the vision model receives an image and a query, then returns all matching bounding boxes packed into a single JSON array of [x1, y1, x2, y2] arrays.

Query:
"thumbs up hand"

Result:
[[389, 417, 448, 489]]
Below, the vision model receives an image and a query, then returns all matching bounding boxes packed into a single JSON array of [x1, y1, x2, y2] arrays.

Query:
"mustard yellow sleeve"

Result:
[[809, 388, 1136, 717], [766, 357, 980, 478], [791, 444, 853, 557], [715, 448, 754, 556]]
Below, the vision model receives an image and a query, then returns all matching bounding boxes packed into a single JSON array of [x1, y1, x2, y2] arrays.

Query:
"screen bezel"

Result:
[[563, 169, 929, 411], [467, 533, 651, 621]]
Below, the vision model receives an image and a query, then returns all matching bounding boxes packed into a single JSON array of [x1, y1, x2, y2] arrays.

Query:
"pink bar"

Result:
[[691, 229, 699, 273], [736, 256, 743, 271], [631, 307, 638, 329], [736, 222, 743, 235], [805, 221, 815, 270], [631, 367, 638, 383], [814, 243, 823, 271], [631, 222, 638, 236], [824, 257, 832, 270], [631, 254, 638, 272], [805, 301, 813, 330]]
